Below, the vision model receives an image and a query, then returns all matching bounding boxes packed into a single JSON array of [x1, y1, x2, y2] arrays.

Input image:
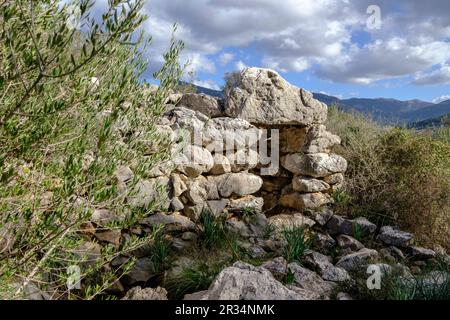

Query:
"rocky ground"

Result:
[[18, 68, 450, 300]]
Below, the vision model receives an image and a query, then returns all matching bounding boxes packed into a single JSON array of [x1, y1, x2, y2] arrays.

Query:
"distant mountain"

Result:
[[409, 112, 450, 129], [188, 83, 449, 126], [313, 93, 449, 125], [191, 83, 224, 98]]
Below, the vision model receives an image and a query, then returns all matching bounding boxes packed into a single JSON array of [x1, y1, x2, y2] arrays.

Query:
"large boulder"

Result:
[[184, 261, 308, 300], [224, 68, 327, 125], [281, 153, 347, 178]]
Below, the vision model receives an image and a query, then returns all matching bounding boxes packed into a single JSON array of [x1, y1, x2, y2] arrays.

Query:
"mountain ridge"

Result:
[[190, 83, 449, 125]]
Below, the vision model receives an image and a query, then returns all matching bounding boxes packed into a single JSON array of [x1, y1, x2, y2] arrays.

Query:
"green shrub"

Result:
[[282, 226, 310, 263], [0, 0, 183, 299], [199, 210, 226, 249], [327, 105, 450, 250], [165, 262, 223, 300]]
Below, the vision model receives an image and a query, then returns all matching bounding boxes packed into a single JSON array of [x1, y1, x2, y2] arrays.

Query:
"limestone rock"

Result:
[[171, 174, 188, 197], [95, 230, 121, 246], [287, 263, 336, 298], [126, 177, 170, 209], [336, 248, 379, 272], [279, 127, 307, 153], [352, 217, 377, 236], [268, 213, 315, 231], [174, 145, 214, 177], [326, 215, 354, 236], [281, 153, 347, 178], [312, 233, 336, 253], [280, 192, 331, 211], [178, 93, 223, 117], [206, 199, 229, 218], [122, 286, 168, 300], [184, 261, 307, 300], [336, 235, 364, 251], [323, 173, 345, 185], [140, 212, 195, 232], [409, 246, 436, 260], [202, 117, 261, 152], [292, 176, 330, 193], [227, 195, 264, 214], [224, 68, 327, 125], [226, 149, 259, 172], [122, 257, 155, 286], [210, 154, 232, 175], [302, 125, 341, 154], [216, 173, 263, 198], [261, 257, 288, 281], [377, 226, 413, 247]]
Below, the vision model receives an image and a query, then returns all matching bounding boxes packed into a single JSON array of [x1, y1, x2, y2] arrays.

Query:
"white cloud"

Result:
[[413, 65, 450, 85], [138, 0, 450, 83], [432, 94, 450, 103], [218, 52, 234, 66], [235, 60, 248, 71]]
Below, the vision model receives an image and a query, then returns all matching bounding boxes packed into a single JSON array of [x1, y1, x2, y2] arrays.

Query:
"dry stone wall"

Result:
[[126, 68, 348, 225]]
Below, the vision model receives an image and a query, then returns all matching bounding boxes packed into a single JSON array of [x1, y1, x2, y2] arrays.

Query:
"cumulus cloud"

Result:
[[138, 0, 450, 84], [413, 65, 450, 85], [219, 52, 235, 66], [235, 60, 248, 71], [432, 94, 450, 103]]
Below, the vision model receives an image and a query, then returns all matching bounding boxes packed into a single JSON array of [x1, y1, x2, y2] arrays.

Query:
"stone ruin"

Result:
[[122, 67, 348, 228]]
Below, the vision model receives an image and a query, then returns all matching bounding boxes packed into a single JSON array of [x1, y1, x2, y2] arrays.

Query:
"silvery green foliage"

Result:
[[0, 0, 183, 299]]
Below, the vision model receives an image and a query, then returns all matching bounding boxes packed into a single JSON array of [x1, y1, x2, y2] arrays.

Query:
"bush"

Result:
[[0, 0, 183, 299], [327, 105, 450, 250]]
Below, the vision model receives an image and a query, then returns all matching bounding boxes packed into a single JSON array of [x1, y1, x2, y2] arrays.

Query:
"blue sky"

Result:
[[93, 0, 450, 103]]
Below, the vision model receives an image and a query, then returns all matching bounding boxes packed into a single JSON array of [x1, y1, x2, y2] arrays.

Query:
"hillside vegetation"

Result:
[[326, 105, 450, 250]]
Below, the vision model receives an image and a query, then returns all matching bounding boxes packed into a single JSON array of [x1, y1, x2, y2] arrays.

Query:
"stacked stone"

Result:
[[118, 67, 346, 228], [122, 95, 267, 224], [223, 67, 347, 214]]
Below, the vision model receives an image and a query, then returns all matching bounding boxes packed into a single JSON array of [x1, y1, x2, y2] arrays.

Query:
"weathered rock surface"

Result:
[[268, 213, 315, 231], [281, 153, 347, 178], [280, 192, 332, 211], [302, 125, 341, 154], [184, 262, 307, 300], [224, 68, 327, 126], [122, 286, 168, 300], [336, 235, 364, 251], [377, 226, 413, 247], [140, 212, 195, 232], [336, 248, 379, 272], [216, 173, 263, 198], [122, 257, 155, 286], [292, 176, 330, 193], [178, 93, 223, 117], [288, 263, 336, 298]]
